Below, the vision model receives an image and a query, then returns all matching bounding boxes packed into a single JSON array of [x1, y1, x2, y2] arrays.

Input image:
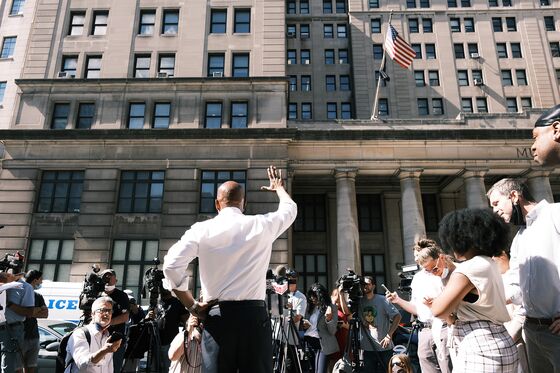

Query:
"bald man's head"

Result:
[[215, 181, 245, 211]]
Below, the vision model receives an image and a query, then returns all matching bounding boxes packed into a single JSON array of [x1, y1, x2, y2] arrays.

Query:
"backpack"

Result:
[[56, 326, 91, 373]]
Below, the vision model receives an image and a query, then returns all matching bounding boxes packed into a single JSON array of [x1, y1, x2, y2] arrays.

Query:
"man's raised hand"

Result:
[[261, 165, 284, 192]]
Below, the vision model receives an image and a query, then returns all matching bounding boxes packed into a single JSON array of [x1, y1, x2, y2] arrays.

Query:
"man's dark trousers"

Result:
[[202, 300, 272, 373]]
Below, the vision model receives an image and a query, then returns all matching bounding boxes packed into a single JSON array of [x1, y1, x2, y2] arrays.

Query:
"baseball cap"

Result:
[[535, 105, 560, 127]]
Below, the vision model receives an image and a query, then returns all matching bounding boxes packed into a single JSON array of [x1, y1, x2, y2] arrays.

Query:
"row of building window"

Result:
[[459, 96, 532, 113], [50, 101, 249, 129], [287, 102, 352, 120], [286, 23, 352, 39], [417, 98, 445, 115], [209, 9, 251, 34], [68, 8, 252, 38], [373, 42, 531, 60], [287, 49, 350, 66], [26, 236, 386, 299], [59, 52, 250, 79], [368, 0, 543, 7], [37, 170, 246, 214], [287, 0, 346, 14], [288, 75, 351, 92], [374, 95, 533, 116], [371, 16, 556, 35]]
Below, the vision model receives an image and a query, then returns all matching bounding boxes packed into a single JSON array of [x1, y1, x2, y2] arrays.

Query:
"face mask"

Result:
[[34, 284, 42, 290], [441, 267, 449, 280], [510, 200, 525, 226], [105, 285, 116, 292]]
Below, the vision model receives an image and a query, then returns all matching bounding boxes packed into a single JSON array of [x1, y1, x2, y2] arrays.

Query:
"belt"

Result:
[[525, 316, 555, 326], [0, 321, 24, 330], [218, 300, 266, 308]]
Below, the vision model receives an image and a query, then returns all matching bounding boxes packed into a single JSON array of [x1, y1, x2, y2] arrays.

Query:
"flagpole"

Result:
[[371, 11, 394, 121]]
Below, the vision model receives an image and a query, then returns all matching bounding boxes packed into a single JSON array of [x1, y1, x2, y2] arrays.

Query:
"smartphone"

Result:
[[107, 331, 123, 343], [381, 284, 391, 293]]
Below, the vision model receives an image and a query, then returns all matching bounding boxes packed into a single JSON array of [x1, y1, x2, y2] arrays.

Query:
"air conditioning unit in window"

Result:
[[470, 52, 480, 59], [212, 71, 223, 77], [303, 60, 310, 64], [339, 59, 346, 64], [474, 78, 484, 86], [287, 60, 293, 65], [157, 72, 169, 78], [57, 71, 74, 79], [287, 31, 296, 38]]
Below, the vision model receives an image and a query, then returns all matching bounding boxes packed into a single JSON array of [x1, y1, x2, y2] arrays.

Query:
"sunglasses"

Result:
[[425, 256, 441, 274], [391, 361, 404, 367]]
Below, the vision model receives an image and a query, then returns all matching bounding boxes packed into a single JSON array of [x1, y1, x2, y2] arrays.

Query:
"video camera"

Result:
[[397, 263, 419, 293], [266, 267, 297, 296], [79, 264, 109, 314], [0, 251, 24, 273], [142, 258, 164, 309], [336, 269, 364, 313]]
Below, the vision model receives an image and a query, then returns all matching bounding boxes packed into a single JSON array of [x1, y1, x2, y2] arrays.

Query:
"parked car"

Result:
[[38, 319, 77, 372]]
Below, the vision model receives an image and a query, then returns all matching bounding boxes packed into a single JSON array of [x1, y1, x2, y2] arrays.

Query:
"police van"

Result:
[[36, 280, 83, 322]]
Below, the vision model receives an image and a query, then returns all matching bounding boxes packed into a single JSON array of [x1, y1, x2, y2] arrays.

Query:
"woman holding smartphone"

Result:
[[430, 208, 518, 372], [302, 283, 338, 373]]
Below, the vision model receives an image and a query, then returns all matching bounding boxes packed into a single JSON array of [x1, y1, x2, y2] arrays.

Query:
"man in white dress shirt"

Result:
[[487, 178, 560, 372], [65, 297, 122, 373], [163, 165, 297, 373]]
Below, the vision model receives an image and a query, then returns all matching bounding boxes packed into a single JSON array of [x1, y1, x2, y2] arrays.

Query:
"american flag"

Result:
[[384, 24, 416, 69]]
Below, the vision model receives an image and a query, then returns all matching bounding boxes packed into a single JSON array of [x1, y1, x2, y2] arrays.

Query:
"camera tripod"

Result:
[[124, 310, 163, 373], [269, 292, 307, 373]]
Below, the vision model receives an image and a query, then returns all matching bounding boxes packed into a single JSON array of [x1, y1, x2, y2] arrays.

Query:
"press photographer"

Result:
[[78, 264, 107, 324], [126, 258, 187, 373], [269, 266, 307, 373], [145, 288, 188, 371], [99, 269, 129, 372]]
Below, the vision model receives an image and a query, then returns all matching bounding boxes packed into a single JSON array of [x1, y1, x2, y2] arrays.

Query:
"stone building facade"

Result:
[[0, 0, 558, 298]]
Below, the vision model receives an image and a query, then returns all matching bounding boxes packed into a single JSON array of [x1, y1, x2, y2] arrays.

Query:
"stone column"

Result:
[[463, 169, 489, 208], [398, 169, 425, 264], [526, 169, 554, 203], [335, 168, 361, 278]]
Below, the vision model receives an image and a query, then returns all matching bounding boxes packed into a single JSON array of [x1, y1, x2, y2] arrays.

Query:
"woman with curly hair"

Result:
[[302, 283, 338, 373], [430, 208, 518, 372]]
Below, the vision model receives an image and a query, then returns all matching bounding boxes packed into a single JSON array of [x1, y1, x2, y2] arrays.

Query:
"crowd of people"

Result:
[[7, 102, 560, 373], [0, 268, 49, 373], [154, 105, 557, 373]]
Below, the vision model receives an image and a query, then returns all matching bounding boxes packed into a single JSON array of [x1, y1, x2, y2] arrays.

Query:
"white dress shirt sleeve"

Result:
[[507, 234, 523, 306], [163, 224, 202, 292], [261, 199, 297, 240], [66, 328, 95, 370]]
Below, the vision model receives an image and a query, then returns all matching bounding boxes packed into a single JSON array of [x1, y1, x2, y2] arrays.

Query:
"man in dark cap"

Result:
[[532, 104, 560, 166]]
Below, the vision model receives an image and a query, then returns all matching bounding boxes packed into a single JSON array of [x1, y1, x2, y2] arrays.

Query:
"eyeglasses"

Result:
[[94, 308, 112, 314], [391, 361, 404, 367]]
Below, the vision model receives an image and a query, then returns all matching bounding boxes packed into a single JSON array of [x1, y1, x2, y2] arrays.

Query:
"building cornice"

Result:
[[15, 77, 289, 93], [0, 128, 532, 141]]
